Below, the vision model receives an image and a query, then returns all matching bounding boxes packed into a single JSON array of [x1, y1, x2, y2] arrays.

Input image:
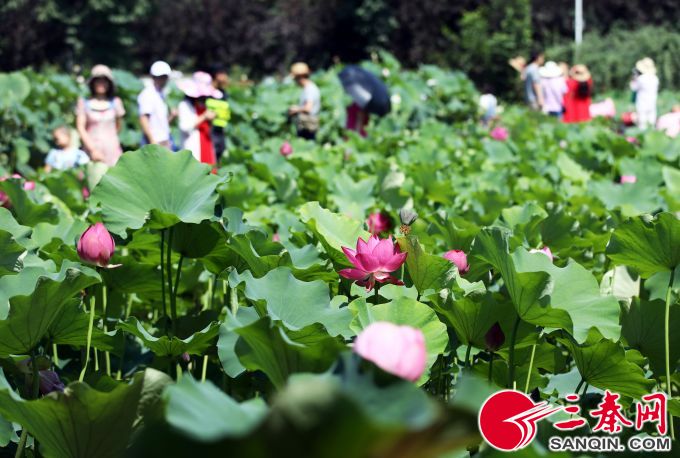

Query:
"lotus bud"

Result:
[[620, 175, 637, 184], [354, 322, 426, 382], [39, 370, 65, 395], [484, 322, 505, 352], [279, 141, 293, 157], [530, 246, 553, 262], [443, 250, 469, 275], [77, 222, 116, 267], [366, 212, 391, 235]]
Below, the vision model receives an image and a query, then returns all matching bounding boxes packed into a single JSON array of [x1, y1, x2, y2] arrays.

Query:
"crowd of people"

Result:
[[502, 49, 678, 134], [44, 54, 679, 175]]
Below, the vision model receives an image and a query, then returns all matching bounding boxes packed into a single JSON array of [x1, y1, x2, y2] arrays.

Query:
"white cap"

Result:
[[150, 61, 172, 77]]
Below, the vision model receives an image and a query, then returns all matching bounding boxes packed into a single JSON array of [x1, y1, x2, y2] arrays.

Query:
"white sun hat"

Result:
[[150, 61, 172, 77]]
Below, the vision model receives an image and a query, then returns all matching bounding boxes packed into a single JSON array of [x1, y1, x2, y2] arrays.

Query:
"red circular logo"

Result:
[[478, 390, 559, 451]]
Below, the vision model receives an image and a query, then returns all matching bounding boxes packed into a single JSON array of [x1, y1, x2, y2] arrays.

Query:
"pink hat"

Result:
[[177, 72, 223, 99]]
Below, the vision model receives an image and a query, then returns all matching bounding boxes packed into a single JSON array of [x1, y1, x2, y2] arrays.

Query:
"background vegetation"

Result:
[[2, 0, 680, 98]]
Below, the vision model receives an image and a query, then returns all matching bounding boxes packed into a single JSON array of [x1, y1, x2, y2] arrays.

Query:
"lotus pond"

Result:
[[0, 57, 679, 457]]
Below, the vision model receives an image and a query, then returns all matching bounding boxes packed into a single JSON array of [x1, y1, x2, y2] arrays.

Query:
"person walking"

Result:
[[288, 62, 320, 140], [563, 64, 593, 123], [630, 57, 659, 129], [177, 71, 221, 165], [138, 60, 174, 148], [539, 61, 567, 118], [209, 66, 229, 160], [75, 65, 125, 166], [524, 50, 545, 110]]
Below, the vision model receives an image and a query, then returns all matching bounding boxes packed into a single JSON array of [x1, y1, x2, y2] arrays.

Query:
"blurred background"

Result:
[[2, 0, 680, 99]]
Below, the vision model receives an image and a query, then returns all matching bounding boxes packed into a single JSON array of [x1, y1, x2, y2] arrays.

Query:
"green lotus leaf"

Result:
[[118, 317, 220, 357], [90, 146, 223, 237]]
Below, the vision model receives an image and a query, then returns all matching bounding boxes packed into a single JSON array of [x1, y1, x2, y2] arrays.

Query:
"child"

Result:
[[44, 126, 90, 172]]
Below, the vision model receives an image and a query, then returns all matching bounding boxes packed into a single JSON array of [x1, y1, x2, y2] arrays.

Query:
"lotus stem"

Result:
[[487, 354, 494, 382], [102, 284, 111, 377], [230, 287, 238, 316], [507, 314, 521, 389], [524, 342, 537, 393], [173, 254, 184, 300], [14, 430, 28, 458], [664, 267, 676, 440], [464, 343, 472, 368], [201, 355, 209, 383], [79, 293, 96, 382], [52, 343, 59, 367], [160, 230, 167, 325], [167, 227, 177, 337], [575, 378, 585, 395]]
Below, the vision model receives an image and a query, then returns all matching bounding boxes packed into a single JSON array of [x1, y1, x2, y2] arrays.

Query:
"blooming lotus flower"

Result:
[[484, 322, 505, 352], [39, 370, 65, 395], [366, 212, 391, 234], [77, 222, 116, 267], [530, 246, 553, 262], [279, 141, 293, 157], [354, 321, 426, 381], [443, 250, 469, 275], [339, 235, 406, 291], [620, 175, 637, 184], [490, 126, 509, 141]]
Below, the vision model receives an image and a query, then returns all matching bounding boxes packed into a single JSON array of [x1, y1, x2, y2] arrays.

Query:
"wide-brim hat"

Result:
[[290, 62, 311, 77], [539, 61, 562, 78], [87, 64, 115, 87], [177, 71, 223, 99], [635, 57, 656, 75], [570, 64, 591, 82]]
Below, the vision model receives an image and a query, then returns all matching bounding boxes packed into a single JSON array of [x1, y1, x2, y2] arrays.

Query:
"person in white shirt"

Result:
[[138, 61, 175, 148], [630, 57, 659, 129], [288, 62, 321, 140]]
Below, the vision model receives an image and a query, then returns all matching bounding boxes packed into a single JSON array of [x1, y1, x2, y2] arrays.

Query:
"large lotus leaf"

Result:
[[588, 179, 661, 216], [513, 248, 621, 342], [621, 298, 680, 377], [118, 317, 220, 357], [90, 147, 223, 237], [234, 317, 345, 388], [298, 202, 370, 267], [0, 180, 58, 226], [349, 297, 448, 380], [397, 236, 456, 293], [559, 331, 655, 399], [228, 267, 352, 337], [164, 376, 267, 441], [0, 261, 100, 356], [217, 307, 260, 377], [0, 368, 153, 458], [471, 228, 568, 329], [0, 230, 25, 275], [606, 212, 680, 278]]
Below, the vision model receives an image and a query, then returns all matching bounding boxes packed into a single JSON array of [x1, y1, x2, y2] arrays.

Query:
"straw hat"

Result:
[[539, 61, 563, 78], [290, 62, 311, 78], [635, 57, 656, 75], [569, 64, 591, 82], [87, 64, 115, 85], [177, 71, 222, 99]]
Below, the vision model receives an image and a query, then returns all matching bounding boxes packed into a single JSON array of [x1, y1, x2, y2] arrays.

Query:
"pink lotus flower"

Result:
[[366, 211, 390, 234], [23, 181, 35, 191], [625, 136, 638, 144], [77, 222, 116, 267], [339, 235, 406, 291], [490, 126, 509, 141], [443, 250, 469, 275], [279, 141, 293, 157], [354, 322, 427, 381], [272, 232, 281, 242], [530, 246, 553, 262], [620, 175, 637, 184], [82, 187, 90, 199]]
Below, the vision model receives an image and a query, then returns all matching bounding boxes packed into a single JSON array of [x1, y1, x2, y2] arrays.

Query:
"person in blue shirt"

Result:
[[44, 126, 90, 172]]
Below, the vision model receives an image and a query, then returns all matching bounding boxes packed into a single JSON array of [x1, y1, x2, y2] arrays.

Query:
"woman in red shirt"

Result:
[[563, 65, 593, 123]]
